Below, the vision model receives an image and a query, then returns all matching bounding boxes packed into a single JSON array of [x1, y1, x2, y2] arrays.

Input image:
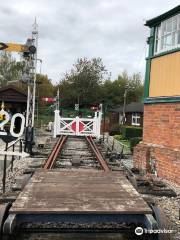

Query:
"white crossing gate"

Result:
[[53, 110, 102, 139]]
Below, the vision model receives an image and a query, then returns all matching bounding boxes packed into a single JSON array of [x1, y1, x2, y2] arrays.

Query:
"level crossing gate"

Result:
[[53, 110, 102, 139]]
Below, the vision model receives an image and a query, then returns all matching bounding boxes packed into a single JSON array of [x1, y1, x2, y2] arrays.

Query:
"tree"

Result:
[[57, 57, 107, 106], [0, 52, 24, 86], [35, 74, 54, 114], [100, 71, 144, 108], [36, 74, 54, 98], [126, 72, 144, 103]]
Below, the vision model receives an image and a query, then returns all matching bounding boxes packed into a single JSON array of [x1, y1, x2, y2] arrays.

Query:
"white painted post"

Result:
[[53, 110, 60, 138], [76, 116, 79, 136], [93, 112, 97, 136], [97, 110, 102, 139]]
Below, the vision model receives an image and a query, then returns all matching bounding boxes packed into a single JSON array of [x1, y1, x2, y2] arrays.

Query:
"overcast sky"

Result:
[[0, 0, 180, 83]]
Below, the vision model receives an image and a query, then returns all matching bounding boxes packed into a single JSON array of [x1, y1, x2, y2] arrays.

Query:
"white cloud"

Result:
[[0, 0, 180, 83]]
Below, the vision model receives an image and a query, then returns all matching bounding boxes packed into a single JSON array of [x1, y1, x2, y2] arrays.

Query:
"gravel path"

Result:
[[0, 155, 32, 194], [154, 183, 180, 240]]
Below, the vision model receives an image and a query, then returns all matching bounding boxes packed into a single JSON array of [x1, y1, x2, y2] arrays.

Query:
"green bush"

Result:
[[109, 124, 120, 136], [130, 137, 142, 152], [121, 125, 143, 139], [114, 134, 123, 141]]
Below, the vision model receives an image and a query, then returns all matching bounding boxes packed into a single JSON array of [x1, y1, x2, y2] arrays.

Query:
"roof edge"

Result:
[[145, 5, 180, 27], [0, 85, 27, 97]]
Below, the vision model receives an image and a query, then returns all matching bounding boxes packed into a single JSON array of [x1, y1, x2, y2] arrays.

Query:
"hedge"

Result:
[[109, 124, 120, 136], [121, 125, 143, 139], [130, 137, 142, 152]]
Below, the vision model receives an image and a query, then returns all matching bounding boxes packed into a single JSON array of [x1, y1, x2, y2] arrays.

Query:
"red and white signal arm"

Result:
[[42, 97, 56, 103]]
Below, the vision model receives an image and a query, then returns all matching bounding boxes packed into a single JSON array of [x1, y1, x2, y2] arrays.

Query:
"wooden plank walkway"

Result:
[[10, 170, 151, 214]]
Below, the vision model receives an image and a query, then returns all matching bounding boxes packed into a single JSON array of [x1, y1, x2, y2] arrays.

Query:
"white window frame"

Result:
[[154, 13, 180, 54], [132, 113, 140, 126]]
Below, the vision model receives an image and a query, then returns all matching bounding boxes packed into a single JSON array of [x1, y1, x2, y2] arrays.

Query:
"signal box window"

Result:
[[154, 13, 180, 54]]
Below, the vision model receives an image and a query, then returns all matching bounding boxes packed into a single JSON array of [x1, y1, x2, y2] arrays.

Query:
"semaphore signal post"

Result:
[[0, 20, 38, 154], [24, 19, 38, 154]]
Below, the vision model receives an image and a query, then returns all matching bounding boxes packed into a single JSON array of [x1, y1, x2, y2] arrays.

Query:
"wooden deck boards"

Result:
[[10, 170, 151, 214]]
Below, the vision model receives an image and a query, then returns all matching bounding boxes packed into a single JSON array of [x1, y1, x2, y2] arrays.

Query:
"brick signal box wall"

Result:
[[133, 6, 180, 185], [133, 103, 180, 185]]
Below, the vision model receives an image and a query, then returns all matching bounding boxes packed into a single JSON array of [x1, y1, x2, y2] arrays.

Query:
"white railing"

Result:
[[53, 110, 102, 139]]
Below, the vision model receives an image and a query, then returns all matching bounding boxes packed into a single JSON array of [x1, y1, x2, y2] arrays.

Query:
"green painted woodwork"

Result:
[[148, 47, 180, 60], [144, 96, 180, 104], [144, 27, 155, 99]]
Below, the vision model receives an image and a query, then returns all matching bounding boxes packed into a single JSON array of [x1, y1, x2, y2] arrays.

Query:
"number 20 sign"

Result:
[[0, 109, 25, 138]]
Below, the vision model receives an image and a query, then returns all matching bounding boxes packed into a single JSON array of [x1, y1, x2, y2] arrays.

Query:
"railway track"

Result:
[[0, 135, 171, 240], [43, 136, 110, 171]]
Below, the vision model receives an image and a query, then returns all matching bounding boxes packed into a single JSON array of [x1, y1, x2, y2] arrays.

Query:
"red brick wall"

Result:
[[134, 143, 180, 185], [133, 103, 180, 185], [143, 103, 180, 149]]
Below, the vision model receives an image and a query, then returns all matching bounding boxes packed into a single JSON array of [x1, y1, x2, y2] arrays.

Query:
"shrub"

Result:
[[130, 137, 142, 152], [114, 134, 123, 141], [109, 124, 120, 136], [121, 125, 143, 139]]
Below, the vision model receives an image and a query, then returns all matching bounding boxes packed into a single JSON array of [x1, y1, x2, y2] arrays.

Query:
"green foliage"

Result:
[[56, 57, 107, 107], [36, 74, 54, 114], [56, 61, 144, 110], [121, 125, 143, 139], [114, 134, 123, 141], [114, 134, 131, 151], [109, 124, 120, 136], [0, 52, 24, 86], [36, 74, 54, 98], [100, 71, 144, 108], [60, 108, 94, 117], [130, 137, 142, 152], [38, 114, 54, 125], [0, 53, 144, 117]]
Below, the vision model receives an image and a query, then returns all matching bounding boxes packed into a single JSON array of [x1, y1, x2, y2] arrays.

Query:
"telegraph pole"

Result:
[[122, 85, 128, 125], [24, 19, 38, 154]]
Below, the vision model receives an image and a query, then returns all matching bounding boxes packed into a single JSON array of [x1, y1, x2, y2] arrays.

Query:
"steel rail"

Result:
[[49, 135, 67, 169], [43, 135, 67, 169], [43, 136, 63, 169], [85, 136, 110, 172]]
